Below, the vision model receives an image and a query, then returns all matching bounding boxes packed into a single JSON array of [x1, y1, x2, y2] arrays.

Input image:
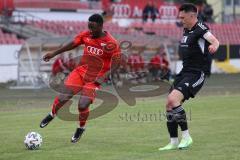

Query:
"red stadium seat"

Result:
[[19, 19, 240, 45], [0, 29, 25, 45]]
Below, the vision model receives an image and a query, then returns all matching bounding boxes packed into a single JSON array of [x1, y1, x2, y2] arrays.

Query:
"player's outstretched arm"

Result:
[[203, 32, 220, 54], [43, 41, 78, 62]]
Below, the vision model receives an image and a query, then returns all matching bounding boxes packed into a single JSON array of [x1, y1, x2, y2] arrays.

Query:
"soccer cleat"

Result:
[[158, 143, 178, 151], [178, 137, 193, 149], [71, 128, 85, 143], [40, 113, 54, 128]]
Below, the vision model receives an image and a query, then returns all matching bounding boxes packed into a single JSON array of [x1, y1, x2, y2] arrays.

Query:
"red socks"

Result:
[[78, 107, 89, 128]]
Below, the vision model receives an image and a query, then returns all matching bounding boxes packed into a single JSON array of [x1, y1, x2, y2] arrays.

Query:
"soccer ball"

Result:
[[24, 132, 42, 150]]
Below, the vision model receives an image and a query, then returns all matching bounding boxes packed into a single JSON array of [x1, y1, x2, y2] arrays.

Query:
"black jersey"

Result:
[[179, 21, 212, 75]]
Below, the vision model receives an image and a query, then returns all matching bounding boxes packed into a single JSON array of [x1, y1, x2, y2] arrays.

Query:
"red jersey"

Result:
[[73, 31, 120, 82], [52, 57, 68, 75], [162, 56, 169, 69], [150, 54, 162, 69], [127, 54, 144, 72]]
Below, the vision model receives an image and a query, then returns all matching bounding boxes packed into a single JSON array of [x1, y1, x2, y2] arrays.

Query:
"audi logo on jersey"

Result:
[[87, 46, 103, 55]]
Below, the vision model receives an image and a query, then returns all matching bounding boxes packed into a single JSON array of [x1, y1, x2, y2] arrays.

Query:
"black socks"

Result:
[[166, 105, 188, 138], [173, 105, 188, 131]]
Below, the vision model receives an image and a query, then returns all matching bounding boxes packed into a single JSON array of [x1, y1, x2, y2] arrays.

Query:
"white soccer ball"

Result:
[[24, 132, 42, 150]]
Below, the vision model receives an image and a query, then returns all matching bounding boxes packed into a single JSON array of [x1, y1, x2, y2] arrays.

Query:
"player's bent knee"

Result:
[[78, 96, 92, 109], [166, 95, 180, 109]]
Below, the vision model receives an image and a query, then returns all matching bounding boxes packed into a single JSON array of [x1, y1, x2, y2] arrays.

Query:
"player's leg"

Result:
[[40, 69, 83, 128], [177, 72, 205, 149], [71, 82, 99, 143], [71, 96, 92, 143], [169, 90, 192, 150], [159, 89, 184, 151], [40, 89, 74, 128]]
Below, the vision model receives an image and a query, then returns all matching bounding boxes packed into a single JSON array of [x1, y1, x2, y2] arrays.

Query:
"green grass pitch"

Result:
[[0, 74, 240, 160]]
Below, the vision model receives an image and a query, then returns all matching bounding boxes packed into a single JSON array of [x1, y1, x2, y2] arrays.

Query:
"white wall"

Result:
[[230, 59, 240, 69], [0, 45, 22, 83], [0, 66, 18, 83]]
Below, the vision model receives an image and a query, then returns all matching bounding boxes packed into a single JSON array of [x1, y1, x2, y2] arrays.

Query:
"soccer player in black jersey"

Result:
[[159, 3, 219, 151]]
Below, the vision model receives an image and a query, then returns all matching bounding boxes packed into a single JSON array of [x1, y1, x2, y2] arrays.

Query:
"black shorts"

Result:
[[170, 71, 205, 101]]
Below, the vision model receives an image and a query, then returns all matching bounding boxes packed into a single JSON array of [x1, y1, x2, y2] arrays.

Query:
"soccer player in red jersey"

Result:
[[40, 14, 121, 143]]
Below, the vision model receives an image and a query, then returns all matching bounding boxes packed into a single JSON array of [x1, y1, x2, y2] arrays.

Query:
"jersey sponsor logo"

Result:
[[180, 44, 189, 47], [87, 46, 103, 55]]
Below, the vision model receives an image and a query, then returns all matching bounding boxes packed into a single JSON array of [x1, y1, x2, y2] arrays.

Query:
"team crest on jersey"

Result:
[[103, 42, 117, 53], [181, 36, 188, 43]]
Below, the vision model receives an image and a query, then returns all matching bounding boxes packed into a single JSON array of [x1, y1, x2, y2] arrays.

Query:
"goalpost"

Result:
[[11, 36, 80, 89]]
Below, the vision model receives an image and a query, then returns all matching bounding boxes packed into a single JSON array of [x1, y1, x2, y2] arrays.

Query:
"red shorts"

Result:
[[64, 68, 100, 102]]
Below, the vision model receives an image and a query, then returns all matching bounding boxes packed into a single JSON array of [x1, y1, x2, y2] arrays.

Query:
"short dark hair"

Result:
[[179, 3, 198, 13], [88, 14, 104, 25]]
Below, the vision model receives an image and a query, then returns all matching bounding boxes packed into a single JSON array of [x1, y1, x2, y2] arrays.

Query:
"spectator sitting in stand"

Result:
[[66, 53, 77, 72], [149, 53, 162, 81], [160, 52, 171, 81], [196, 0, 214, 23], [127, 50, 146, 84], [51, 54, 71, 86], [142, 1, 159, 23]]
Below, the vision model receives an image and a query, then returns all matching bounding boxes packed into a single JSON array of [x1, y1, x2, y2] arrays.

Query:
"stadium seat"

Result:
[[0, 29, 25, 45], [23, 19, 240, 45]]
